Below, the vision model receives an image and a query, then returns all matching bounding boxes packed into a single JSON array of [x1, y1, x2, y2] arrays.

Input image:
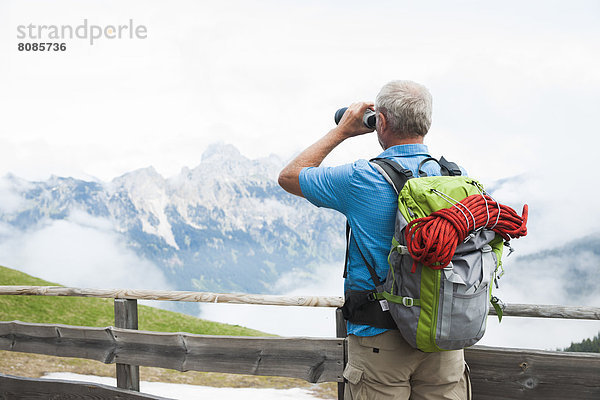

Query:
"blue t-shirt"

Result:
[[299, 143, 460, 337]]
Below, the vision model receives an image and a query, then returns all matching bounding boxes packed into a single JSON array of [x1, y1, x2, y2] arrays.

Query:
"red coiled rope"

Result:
[[405, 194, 528, 273]]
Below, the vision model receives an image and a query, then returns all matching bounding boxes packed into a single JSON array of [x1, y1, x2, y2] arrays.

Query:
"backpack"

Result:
[[342, 156, 526, 352]]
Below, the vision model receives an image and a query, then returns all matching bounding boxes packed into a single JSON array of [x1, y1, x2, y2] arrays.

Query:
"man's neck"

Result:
[[384, 136, 424, 149]]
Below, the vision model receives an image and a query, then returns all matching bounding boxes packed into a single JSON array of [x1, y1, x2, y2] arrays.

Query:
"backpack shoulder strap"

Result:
[[370, 158, 413, 195]]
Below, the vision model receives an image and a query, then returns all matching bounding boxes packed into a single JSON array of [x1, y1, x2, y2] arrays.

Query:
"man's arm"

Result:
[[278, 102, 374, 197]]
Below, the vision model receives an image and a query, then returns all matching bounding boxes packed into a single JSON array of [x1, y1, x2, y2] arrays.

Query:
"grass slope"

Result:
[[0, 265, 267, 336]]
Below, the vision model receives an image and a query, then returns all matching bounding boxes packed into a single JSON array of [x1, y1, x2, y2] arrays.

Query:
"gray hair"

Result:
[[375, 80, 433, 137]]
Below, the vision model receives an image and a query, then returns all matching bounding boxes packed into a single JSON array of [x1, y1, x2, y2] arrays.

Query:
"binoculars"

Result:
[[334, 107, 376, 130]]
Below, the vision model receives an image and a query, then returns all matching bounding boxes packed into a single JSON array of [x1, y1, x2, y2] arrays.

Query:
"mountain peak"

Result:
[[201, 143, 243, 162], [112, 166, 162, 183], [110, 166, 166, 197]]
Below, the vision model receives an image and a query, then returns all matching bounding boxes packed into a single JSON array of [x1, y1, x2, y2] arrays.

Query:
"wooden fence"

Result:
[[0, 285, 599, 399]]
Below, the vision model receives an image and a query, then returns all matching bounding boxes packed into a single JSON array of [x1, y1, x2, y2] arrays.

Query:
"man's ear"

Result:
[[377, 111, 388, 132]]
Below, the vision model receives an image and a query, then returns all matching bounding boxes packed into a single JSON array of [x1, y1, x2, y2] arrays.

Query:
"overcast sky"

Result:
[[0, 0, 598, 182]]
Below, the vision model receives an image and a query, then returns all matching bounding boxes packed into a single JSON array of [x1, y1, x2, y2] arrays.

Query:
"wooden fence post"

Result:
[[114, 299, 140, 391], [336, 308, 347, 400]]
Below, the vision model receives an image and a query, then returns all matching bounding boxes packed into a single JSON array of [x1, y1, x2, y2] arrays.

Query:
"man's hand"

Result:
[[278, 101, 374, 197], [335, 102, 375, 138]]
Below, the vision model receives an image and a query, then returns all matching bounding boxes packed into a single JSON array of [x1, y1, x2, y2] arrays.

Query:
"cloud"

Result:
[[481, 317, 599, 351], [198, 263, 344, 337], [0, 211, 171, 290], [485, 170, 600, 255], [0, 176, 30, 214]]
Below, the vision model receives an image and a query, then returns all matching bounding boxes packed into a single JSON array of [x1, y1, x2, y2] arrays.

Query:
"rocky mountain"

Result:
[[0, 143, 345, 295]]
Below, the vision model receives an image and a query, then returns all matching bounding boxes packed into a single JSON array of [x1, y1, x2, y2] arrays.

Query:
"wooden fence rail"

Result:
[[1, 285, 599, 320], [0, 320, 345, 383], [466, 346, 600, 399], [0, 286, 344, 307]]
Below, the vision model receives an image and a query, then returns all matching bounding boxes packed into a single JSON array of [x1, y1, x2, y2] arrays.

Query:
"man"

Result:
[[278, 80, 469, 400]]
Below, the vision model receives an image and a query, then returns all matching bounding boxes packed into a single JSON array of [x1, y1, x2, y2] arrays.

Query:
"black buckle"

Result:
[[366, 292, 377, 302]]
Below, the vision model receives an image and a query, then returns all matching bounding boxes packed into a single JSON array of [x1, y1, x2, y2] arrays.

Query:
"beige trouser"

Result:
[[343, 330, 470, 400]]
